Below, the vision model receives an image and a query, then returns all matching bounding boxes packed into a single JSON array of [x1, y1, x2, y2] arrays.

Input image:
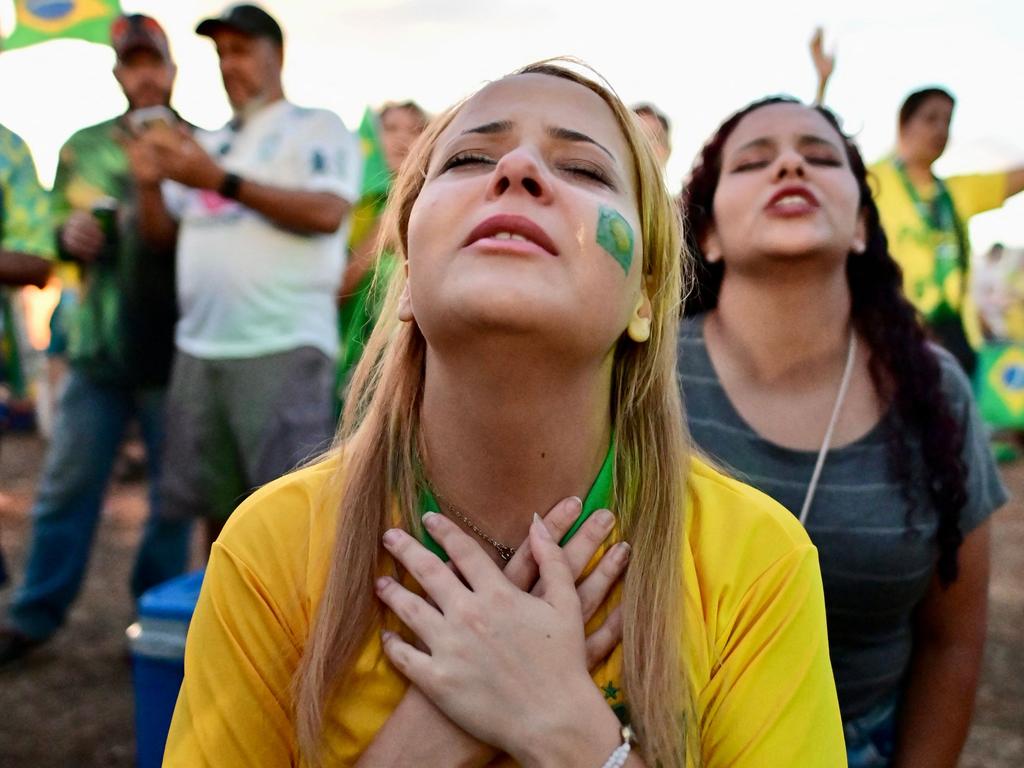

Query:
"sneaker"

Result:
[[0, 626, 44, 666]]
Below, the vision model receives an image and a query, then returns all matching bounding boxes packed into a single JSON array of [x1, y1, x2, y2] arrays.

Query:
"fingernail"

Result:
[[375, 576, 391, 591], [422, 511, 438, 528], [533, 512, 553, 540], [382, 529, 401, 547], [568, 496, 583, 511], [595, 509, 614, 528], [615, 542, 632, 564], [381, 629, 396, 642]]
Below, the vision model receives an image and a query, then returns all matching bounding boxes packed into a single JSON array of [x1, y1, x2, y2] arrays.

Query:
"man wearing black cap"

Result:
[[137, 4, 360, 547], [0, 14, 192, 665], [195, 3, 286, 119]]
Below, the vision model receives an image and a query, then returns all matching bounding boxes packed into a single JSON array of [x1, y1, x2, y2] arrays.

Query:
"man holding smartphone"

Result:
[[137, 5, 360, 548], [0, 14, 192, 665]]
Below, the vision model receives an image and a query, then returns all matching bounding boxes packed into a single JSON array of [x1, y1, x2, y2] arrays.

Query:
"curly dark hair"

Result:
[[680, 96, 968, 584]]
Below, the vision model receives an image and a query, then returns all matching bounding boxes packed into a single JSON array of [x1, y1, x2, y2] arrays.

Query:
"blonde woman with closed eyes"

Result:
[[164, 62, 844, 768]]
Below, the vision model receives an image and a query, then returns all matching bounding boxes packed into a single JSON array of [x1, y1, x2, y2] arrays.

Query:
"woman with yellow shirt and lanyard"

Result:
[[811, 35, 1024, 373], [164, 61, 844, 767]]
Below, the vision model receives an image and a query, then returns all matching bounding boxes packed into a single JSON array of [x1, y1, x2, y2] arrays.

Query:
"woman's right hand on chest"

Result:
[[356, 496, 628, 767]]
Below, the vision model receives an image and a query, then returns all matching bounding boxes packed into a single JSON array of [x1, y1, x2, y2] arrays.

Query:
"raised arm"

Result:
[[809, 27, 836, 106], [1006, 166, 1024, 199]]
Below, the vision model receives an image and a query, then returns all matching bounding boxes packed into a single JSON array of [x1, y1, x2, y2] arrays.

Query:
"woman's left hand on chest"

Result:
[[376, 511, 618, 761]]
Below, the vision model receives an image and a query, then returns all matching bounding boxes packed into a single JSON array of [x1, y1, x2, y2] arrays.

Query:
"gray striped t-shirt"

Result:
[[678, 314, 1007, 721]]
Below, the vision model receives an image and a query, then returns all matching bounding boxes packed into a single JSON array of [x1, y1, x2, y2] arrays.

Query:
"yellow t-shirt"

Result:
[[869, 158, 1008, 346], [164, 454, 844, 767]]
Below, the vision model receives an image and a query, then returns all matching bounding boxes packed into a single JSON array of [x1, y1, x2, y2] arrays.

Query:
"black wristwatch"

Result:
[[218, 172, 243, 200]]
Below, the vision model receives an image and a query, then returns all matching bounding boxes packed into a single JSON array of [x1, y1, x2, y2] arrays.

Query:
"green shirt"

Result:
[[335, 252, 396, 415], [52, 117, 177, 387], [335, 190, 393, 417], [1, 124, 53, 398], [0, 124, 53, 258]]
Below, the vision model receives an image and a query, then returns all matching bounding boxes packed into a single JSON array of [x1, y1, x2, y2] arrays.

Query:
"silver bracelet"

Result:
[[600, 724, 634, 768]]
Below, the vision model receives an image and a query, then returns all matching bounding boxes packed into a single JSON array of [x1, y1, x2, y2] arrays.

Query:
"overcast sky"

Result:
[[1, 0, 1022, 250]]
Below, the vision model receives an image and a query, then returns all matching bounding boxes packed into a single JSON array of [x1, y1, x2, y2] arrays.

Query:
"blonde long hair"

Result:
[[295, 60, 694, 766]]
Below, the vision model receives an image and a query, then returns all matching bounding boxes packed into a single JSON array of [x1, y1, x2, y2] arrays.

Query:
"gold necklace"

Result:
[[434, 493, 517, 562]]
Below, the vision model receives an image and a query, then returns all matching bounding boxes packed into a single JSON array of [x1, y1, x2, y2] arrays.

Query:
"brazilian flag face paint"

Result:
[[596, 206, 635, 275]]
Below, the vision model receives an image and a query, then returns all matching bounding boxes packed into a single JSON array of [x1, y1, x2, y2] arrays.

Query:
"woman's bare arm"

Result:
[[893, 520, 992, 768]]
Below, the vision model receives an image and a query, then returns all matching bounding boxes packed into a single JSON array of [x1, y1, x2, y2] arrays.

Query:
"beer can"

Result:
[[91, 197, 119, 262]]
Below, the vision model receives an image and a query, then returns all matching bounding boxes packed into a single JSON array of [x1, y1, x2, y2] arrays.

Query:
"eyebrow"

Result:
[[734, 134, 842, 154], [546, 126, 615, 160], [461, 120, 514, 136], [459, 121, 615, 160]]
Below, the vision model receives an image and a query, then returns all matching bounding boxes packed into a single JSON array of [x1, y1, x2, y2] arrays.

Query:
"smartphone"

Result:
[[127, 106, 177, 135]]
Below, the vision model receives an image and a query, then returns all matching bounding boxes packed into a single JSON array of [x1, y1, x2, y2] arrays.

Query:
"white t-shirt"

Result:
[[163, 100, 361, 359]]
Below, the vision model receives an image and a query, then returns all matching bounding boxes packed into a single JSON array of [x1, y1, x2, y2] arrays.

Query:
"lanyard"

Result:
[[799, 330, 857, 526], [891, 157, 958, 234], [891, 158, 970, 310]]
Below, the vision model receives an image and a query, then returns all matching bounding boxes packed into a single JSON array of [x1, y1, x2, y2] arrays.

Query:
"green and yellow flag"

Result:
[[2, 0, 121, 52], [974, 342, 1024, 428], [357, 106, 390, 202]]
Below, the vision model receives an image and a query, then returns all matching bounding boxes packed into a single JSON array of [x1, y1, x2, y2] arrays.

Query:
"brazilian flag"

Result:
[[357, 107, 390, 202], [974, 342, 1024, 428], [2, 0, 121, 51], [336, 107, 395, 418]]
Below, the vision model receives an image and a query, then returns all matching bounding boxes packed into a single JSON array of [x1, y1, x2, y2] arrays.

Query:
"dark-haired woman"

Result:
[[678, 98, 1006, 767]]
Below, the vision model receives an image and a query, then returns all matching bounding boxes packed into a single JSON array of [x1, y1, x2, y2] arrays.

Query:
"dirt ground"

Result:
[[0, 432, 1022, 767]]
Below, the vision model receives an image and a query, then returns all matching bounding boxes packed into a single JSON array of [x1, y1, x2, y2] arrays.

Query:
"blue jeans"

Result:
[[6, 370, 191, 641], [845, 695, 898, 768]]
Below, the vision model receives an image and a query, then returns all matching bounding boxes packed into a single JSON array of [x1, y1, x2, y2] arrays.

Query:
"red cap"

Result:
[[111, 14, 171, 62]]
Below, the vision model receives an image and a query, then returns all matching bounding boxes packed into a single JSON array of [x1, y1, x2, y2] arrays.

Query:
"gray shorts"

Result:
[[160, 346, 335, 522]]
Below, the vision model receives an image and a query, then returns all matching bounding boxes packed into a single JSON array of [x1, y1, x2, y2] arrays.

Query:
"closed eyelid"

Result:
[[435, 150, 495, 176], [729, 151, 773, 169], [436, 121, 514, 162], [550, 148, 623, 191], [797, 137, 844, 160], [432, 142, 495, 174], [436, 141, 618, 185], [731, 133, 840, 158]]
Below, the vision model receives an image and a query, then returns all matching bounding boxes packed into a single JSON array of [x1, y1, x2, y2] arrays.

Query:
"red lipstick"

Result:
[[765, 185, 820, 216]]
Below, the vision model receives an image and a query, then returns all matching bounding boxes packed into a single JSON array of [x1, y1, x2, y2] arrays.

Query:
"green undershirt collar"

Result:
[[418, 440, 615, 561]]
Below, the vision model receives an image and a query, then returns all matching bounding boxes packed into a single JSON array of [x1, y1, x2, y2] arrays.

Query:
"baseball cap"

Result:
[[195, 4, 284, 46], [111, 14, 171, 62]]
